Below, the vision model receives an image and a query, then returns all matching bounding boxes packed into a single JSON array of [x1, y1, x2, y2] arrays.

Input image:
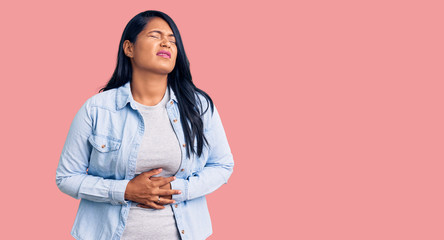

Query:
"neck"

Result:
[[130, 70, 168, 106]]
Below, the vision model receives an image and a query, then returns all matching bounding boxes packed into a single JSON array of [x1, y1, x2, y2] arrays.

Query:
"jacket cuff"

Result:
[[110, 179, 130, 205], [170, 178, 188, 203]]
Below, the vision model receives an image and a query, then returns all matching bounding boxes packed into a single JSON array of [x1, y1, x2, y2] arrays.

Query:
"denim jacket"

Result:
[[56, 81, 234, 240]]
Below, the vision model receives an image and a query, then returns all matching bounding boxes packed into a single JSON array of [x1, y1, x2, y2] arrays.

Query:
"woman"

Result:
[[56, 10, 234, 240]]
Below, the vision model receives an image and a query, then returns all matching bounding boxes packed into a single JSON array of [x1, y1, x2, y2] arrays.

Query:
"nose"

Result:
[[160, 37, 171, 48]]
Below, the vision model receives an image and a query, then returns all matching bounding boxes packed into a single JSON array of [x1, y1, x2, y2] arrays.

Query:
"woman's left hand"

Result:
[[137, 176, 173, 209]]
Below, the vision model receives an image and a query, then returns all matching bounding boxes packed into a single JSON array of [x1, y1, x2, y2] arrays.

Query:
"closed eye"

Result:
[[150, 35, 176, 44]]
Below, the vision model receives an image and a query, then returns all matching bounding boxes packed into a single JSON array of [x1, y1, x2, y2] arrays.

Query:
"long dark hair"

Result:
[[99, 10, 214, 159]]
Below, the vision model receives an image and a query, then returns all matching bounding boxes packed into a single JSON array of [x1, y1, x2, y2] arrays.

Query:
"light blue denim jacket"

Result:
[[56, 81, 234, 240]]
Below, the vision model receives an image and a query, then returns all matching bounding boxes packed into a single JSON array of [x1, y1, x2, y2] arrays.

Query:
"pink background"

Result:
[[1, 0, 443, 239]]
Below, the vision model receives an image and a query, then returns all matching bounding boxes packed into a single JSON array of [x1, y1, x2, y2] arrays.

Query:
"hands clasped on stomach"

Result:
[[124, 168, 181, 209]]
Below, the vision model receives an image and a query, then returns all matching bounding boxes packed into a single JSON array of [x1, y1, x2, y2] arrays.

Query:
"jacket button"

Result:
[[170, 101, 173, 105], [101, 144, 106, 148], [175, 204, 178, 208], [182, 144, 186, 147], [181, 230, 185, 234], [180, 168, 184, 172], [173, 119, 177, 123]]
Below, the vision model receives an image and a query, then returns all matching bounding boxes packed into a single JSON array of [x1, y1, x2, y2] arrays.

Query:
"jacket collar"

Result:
[[116, 81, 178, 111]]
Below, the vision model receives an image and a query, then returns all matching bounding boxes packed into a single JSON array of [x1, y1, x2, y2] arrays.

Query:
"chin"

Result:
[[145, 64, 175, 74], [155, 68, 175, 75], [160, 66, 176, 74]]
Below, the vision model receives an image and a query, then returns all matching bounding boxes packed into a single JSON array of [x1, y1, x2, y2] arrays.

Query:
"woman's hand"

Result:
[[150, 177, 173, 200], [137, 176, 174, 209], [124, 168, 181, 209]]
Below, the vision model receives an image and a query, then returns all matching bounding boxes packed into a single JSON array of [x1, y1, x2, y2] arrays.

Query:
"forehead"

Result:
[[143, 17, 173, 34]]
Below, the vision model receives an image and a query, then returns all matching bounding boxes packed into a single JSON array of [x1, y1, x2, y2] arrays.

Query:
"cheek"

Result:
[[136, 43, 154, 57], [135, 50, 156, 64]]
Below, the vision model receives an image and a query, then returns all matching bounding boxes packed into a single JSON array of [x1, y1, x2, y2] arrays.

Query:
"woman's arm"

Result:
[[170, 104, 234, 203], [55, 98, 130, 206]]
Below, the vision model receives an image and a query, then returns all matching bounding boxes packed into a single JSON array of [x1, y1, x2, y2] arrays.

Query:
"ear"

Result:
[[123, 40, 134, 58]]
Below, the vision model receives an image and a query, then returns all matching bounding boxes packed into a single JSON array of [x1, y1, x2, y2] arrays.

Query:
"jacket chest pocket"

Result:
[[88, 134, 122, 178]]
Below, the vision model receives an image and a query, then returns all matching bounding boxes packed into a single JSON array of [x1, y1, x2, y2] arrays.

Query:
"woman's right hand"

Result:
[[124, 168, 181, 209]]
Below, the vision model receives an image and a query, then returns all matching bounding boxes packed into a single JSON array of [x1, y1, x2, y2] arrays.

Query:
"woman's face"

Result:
[[124, 17, 177, 75]]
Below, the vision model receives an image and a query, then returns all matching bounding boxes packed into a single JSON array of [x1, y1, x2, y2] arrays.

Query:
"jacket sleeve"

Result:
[[170, 104, 234, 203], [55, 97, 130, 205]]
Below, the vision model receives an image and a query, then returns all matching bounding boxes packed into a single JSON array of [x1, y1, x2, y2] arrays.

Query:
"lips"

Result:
[[156, 50, 171, 58]]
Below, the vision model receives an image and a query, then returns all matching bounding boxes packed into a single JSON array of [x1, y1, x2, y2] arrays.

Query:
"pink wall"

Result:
[[1, 0, 443, 239]]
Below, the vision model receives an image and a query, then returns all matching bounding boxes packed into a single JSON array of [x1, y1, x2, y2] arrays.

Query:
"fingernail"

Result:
[[158, 168, 162, 171], [178, 191, 182, 194]]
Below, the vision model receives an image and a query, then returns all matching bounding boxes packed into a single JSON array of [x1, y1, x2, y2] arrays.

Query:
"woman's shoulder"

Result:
[[84, 88, 119, 112]]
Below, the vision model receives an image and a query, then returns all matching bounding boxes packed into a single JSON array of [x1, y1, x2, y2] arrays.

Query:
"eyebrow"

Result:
[[147, 30, 175, 37]]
